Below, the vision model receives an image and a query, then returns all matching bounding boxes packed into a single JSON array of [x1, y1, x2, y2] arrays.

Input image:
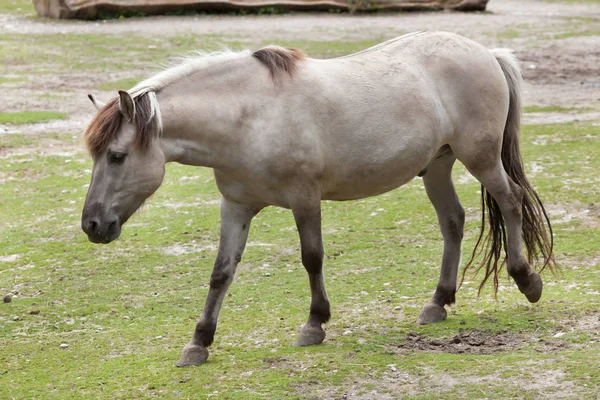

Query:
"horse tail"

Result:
[[462, 49, 556, 295]]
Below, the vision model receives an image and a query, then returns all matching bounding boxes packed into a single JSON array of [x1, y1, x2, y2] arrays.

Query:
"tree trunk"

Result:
[[33, 0, 489, 19]]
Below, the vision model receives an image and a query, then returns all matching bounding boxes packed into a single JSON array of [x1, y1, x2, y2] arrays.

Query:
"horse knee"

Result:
[[209, 257, 233, 289]]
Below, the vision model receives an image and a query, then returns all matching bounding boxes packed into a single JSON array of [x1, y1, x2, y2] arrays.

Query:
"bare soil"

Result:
[[392, 329, 571, 355]]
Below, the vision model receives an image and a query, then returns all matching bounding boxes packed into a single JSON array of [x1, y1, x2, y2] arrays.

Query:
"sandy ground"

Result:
[[0, 0, 599, 136]]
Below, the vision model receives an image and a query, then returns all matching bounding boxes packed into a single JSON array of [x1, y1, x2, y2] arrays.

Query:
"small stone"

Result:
[[553, 332, 565, 338], [3, 295, 11, 303], [60, 343, 69, 349], [264, 272, 271, 277], [12, 316, 19, 321]]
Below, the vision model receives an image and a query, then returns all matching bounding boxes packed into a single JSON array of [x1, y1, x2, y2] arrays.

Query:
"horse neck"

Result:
[[156, 57, 264, 171]]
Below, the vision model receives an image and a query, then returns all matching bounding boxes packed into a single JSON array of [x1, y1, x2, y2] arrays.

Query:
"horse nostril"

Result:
[[87, 219, 99, 234]]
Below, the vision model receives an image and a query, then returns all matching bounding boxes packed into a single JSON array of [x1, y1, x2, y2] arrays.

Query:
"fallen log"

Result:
[[33, 0, 489, 19]]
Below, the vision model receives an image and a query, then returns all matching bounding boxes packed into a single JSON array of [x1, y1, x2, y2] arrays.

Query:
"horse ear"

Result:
[[118, 90, 136, 122], [87, 94, 105, 111]]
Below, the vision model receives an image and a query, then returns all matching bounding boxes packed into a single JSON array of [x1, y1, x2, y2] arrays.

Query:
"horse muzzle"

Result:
[[82, 208, 121, 244]]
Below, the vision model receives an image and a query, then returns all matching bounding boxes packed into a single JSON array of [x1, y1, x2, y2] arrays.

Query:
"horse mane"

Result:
[[252, 46, 305, 78], [84, 91, 162, 157], [85, 46, 304, 156]]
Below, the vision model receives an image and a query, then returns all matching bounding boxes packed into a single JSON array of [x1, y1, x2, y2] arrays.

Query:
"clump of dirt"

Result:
[[394, 329, 523, 354], [393, 329, 573, 355]]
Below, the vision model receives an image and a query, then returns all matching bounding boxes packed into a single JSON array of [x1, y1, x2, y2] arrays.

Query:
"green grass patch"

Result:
[[523, 105, 579, 113], [0, 76, 27, 84], [551, 29, 600, 39], [278, 38, 386, 57], [560, 16, 599, 23], [0, 0, 34, 15], [0, 31, 392, 78], [0, 121, 599, 398], [0, 111, 67, 125], [487, 24, 533, 40], [97, 77, 146, 91]]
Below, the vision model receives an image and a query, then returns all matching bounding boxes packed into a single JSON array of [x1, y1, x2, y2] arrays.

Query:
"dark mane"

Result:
[[84, 98, 121, 158], [252, 47, 305, 78], [84, 92, 161, 157]]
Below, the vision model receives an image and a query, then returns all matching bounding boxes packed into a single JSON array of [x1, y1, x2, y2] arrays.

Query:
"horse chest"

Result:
[[214, 171, 294, 208]]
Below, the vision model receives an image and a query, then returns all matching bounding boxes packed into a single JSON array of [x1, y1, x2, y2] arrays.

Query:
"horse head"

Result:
[[82, 90, 165, 244]]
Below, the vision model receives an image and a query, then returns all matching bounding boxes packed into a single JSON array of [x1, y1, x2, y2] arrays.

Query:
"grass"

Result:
[[1, 119, 599, 398], [488, 16, 599, 41], [0, 5, 599, 398], [0, 111, 67, 125], [97, 77, 146, 91], [0, 32, 385, 78], [0, 0, 34, 16], [523, 105, 579, 113], [0, 76, 27, 84], [551, 29, 600, 39]]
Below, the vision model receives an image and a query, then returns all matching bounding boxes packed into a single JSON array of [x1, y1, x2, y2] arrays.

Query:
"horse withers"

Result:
[[81, 31, 555, 366]]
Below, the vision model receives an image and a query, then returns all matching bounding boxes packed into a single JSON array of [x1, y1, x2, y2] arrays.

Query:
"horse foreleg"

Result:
[[291, 198, 331, 346], [177, 198, 261, 367], [417, 155, 465, 324]]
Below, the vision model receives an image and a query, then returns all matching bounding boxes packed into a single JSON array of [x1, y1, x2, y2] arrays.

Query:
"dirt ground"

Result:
[[0, 0, 599, 139]]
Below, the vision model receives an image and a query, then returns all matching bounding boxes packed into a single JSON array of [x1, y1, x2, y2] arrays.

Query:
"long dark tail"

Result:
[[462, 49, 556, 295]]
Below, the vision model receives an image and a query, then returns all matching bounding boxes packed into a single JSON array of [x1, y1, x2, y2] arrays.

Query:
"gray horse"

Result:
[[81, 31, 555, 366]]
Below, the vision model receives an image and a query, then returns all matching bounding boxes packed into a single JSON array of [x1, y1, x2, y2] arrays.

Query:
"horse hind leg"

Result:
[[417, 149, 465, 324], [461, 157, 543, 302]]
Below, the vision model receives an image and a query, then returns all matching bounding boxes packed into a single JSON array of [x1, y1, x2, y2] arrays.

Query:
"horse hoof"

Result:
[[517, 272, 543, 303], [417, 302, 447, 325], [293, 325, 326, 347], [176, 343, 209, 367]]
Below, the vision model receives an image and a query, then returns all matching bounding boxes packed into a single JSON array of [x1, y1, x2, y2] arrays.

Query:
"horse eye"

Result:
[[108, 152, 127, 164]]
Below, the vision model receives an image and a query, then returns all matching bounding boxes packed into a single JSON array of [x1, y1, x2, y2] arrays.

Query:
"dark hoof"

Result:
[[417, 302, 447, 325], [293, 325, 326, 347], [176, 343, 209, 367], [516, 272, 543, 303]]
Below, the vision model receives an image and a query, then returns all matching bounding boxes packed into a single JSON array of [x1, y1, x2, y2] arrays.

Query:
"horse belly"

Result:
[[322, 174, 416, 201], [321, 152, 429, 201]]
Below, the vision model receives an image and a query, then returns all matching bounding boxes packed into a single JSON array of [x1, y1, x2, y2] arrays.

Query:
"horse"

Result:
[[81, 31, 555, 367]]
